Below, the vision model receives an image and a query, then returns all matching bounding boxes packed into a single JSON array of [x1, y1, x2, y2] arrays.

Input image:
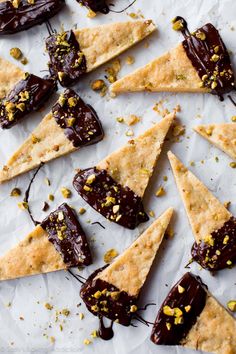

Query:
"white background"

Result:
[[0, 0, 236, 353]]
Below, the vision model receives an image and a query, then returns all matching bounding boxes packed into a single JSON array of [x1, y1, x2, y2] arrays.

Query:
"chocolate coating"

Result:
[[151, 272, 207, 345], [52, 89, 104, 148], [192, 217, 236, 271], [0, 0, 65, 35], [177, 17, 235, 99], [46, 30, 86, 87], [73, 167, 149, 229], [41, 203, 92, 267], [0, 74, 56, 129], [76, 0, 109, 14], [80, 266, 137, 326]]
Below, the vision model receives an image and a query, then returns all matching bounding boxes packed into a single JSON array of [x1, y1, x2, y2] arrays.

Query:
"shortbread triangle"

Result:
[[0, 89, 104, 183], [168, 151, 236, 271], [167, 151, 231, 243], [97, 112, 175, 197], [73, 113, 175, 229], [111, 22, 235, 99], [97, 207, 174, 297], [151, 272, 236, 353], [46, 20, 156, 86], [194, 123, 236, 160], [111, 43, 205, 94], [0, 203, 92, 281], [0, 56, 24, 99], [80, 208, 173, 326], [76, 20, 156, 73]]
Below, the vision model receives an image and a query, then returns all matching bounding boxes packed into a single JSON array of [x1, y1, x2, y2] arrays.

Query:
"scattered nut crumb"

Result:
[[44, 303, 53, 311], [44, 178, 51, 186], [155, 186, 165, 197], [18, 201, 28, 210], [125, 129, 134, 137], [172, 124, 185, 137], [60, 187, 71, 198], [10, 187, 21, 197], [91, 79, 107, 97], [10, 47, 22, 60], [224, 201, 231, 209], [105, 59, 121, 83], [104, 249, 119, 264], [227, 300, 236, 312], [149, 210, 155, 218], [78, 207, 86, 215], [124, 114, 140, 126], [83, 338, 92, 345], [229, 162, 236, 168], [126, 56, 135, 65], [79, 313, 84, 320]]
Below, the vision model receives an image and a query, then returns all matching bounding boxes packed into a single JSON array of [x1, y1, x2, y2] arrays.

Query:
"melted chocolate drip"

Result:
[[52, 89, 104, 148], [41, 203, 92, 267], [0, 74, 57, 129], [46, 30, 87, 87], [73, 167, 149, 230], [151, 272, 207, 345], [77, 0, 109, 14], [191, 217, 236, 271], [0, 0, 65, 35], [24, 163, 44, 226], [80, 266, 138, 327], [174, 17, 235, 100], [98, 317, 114, 340]]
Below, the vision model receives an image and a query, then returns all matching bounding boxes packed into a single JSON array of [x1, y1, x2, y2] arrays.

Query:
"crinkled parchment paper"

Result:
[[0, 0, 236, 353]]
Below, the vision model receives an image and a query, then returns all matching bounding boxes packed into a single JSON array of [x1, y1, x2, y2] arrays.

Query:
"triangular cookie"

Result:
[[0, 89, 104, 183], [80, 208, 173, 326], [194, 123, 236, 160], [168, 151, 236, 271], [111, 22, 235, 100], [0, 203, 92, 281], [73, 112, 175, 229], [46, 20, 156, 86], [151, 272, 236, 353]]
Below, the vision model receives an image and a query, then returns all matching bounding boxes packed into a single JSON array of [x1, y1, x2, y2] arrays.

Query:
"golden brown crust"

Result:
[[0, 56, 24, 99], [75, 20, 156, 72], [182, 295, 236, 354], [168, 151, 231, 243], [194, 123, 236, 160], [111, 43, 208, 94], [97, 208, 173, 297], [0, 112, 76, 183], [0, 225, 66, 281], [97, 112, 175, 197]]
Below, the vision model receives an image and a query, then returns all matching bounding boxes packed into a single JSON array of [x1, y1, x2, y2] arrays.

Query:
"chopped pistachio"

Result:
[[61, 308, 70, 317], [178, 285, 185, 294], [224, 201, 231, 209], [124, 114, 140, 126], [223, 235, 229, 244], [50, 337, 55, 344], [78, 207, 86, 215], [172, 19, 184, 31], [112, 205, 120, 214], [86, 174, 96, 185], [67, 117, 76, 127], [90, 330, 98, 338], [44, 303, 53, 310], [12, 0, 20, 8], [176, 74, 186, 80], [58, 94, 66, 107], [68, 97, 77, 107], [195, 31, 206, 40], [10, 187, 21, 197], [163, 305, 174, 316], [226, 260, 232, 266], [185, 305, 191, 312], [130, 305, 138, 313], [83, 338, 92, 345], [155, 186, 165, 197], [58, 71, 66, 82], [231, 116, 236, 122], [211, 54, 220, 62], [227, 300, 236, 312], [83, 185, 92, 192], [125, 129, 134, 137], [104, 248, 118, 264], [116, 117, 124, 123], [48, 194, 54, 202], [87, 9, 96, 18], [91, 79, 107, 97], [166, 322, 171, 331], [163, 176, 168, 182], [44, 178, 50, 186], [18, 201, 28, 210], [172, 124, 185, 137], [149, 210, 155, 218], [229, 162, 236, 168], [10, 47, 22, 60], [61, 187, 71, 198], [174, 316, 184, 325], [21, 57, 28, 65], [126, 56, 135, 65], [79, 313, 84, 320], [211, 81, 218, 90], [31, 135, 40, 144]]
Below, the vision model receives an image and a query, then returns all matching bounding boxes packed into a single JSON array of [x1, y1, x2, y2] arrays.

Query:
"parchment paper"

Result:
[[0, 0, 236, 353]]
